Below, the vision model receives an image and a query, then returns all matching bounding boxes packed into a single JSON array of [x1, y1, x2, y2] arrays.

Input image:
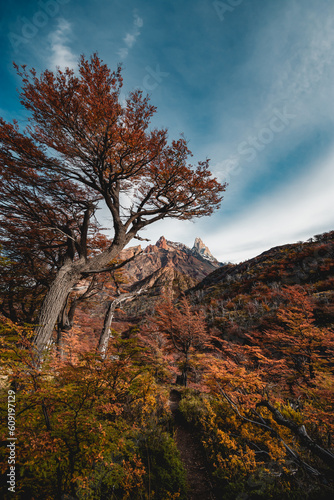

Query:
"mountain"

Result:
[[191, 231, 334, 298], [188, 230, 334, 338], [70, 230, 334, 499], [192, 237, 217, 263], [120, 236, 222, 286], [71, 236, 222, 327], [115, 236, 222, 317], [110, 229, 334, 329]]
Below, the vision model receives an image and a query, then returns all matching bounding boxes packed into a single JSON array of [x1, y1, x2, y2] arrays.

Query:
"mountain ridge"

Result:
[[120, 236, 222, 286]]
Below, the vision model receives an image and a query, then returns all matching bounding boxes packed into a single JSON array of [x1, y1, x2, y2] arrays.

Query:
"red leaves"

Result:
[[1, 53, 226, 358], [141, 295, 217, 386], [9, 54, 224, 232], [149, 295, 210, 354]]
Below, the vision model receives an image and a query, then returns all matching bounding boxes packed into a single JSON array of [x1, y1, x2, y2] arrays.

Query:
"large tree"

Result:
[[0, 54, 225, 361]]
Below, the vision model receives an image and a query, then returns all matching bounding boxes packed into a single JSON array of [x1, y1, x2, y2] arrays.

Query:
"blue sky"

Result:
[[1, 0, 334, 262]]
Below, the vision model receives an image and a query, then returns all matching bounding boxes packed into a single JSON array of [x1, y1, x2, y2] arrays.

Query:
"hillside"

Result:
[[192, 234, 334, 295], [1, 231, 334, 500], [109, 236, 222, 318], [188, 231, 334, 338]]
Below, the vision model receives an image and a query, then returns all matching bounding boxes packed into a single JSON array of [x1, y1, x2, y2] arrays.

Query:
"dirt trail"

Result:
[[169, 390, 217, 500]]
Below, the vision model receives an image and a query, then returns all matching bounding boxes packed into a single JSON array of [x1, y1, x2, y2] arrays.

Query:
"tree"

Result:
[[0, 318, 186, 499], [244, 286, 334, 396], [146, 295, 213, 386], [0, 54, 225, 361], [0, 191, 99, 324]]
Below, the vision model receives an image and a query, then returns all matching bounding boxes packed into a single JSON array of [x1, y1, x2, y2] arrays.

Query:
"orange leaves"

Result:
[[142, 295, 216, 386], [17, 54, 123, 143], [259, 286, 334, 390], [151, 295, 210, 354], [0, 330, 173, 498], [1, 53, 226, 356], [3, 53, 224, 285], [144, 140, 225, 221]]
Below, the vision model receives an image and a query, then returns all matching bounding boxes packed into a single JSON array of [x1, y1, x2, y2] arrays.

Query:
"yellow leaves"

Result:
[[119, 456, 146, 493], [216, 428, 238, 451], [266, 439, 286, 462], [97, 422, 107, 439], [214, 447, 257, 481], [278, 403, 304, 426], [243, 445, 257, 469], [164, 492, 181, 499]]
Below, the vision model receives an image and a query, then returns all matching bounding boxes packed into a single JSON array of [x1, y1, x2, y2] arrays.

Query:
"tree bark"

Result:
[[33, 264, 82, 361], [33, 234, 141, 364], [256, 400, 334, 469], [97, 297, 122, 359], [97, 288, 145, 359], [56, 292, 78, 359]]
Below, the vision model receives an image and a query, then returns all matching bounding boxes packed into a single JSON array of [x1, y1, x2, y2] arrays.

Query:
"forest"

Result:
[[0, 55, 334, 499]]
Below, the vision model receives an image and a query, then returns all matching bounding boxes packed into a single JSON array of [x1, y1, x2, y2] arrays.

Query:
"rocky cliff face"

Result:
[[192, 237, 219, 263], [120, 236, 221, 287], [115, 236, 222, 316]]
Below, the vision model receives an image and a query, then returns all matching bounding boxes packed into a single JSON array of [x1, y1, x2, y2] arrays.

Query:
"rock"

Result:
[[156, 236, 169, 250], [192, 237, 218, 263]]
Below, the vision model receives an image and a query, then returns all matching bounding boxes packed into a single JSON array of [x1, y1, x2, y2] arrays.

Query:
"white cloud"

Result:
[[133, 145, 334, 264], [86, 2, 334, 265], [211, 2, 334, 194], [206, 147, 334, 263], [117, 11, 143, 60], [190, 2, 334, 264], [134, 13, 144, 28], [124, 33, 137, 48], [118, 48, 129, 59], [48, 19, 77, 70]]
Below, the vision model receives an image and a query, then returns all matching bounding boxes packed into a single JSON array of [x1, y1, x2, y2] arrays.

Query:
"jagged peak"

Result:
[[152, 235, 220, 265], [192, 237, 216, 262], [193, 237, 208, 251], [155, 236, 169, 249]]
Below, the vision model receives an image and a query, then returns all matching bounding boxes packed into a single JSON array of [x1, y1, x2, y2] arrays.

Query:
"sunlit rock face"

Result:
[[192, 237, 219, 264], [120, 236, 222, 285]]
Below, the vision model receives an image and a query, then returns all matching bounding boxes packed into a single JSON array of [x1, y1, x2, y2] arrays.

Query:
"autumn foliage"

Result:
[[0, 53, 225, 360], [0, 284, 334, 498], [0, 319, 187, 499], [141, 295, 216, 386], [0, 52, 334, 499]]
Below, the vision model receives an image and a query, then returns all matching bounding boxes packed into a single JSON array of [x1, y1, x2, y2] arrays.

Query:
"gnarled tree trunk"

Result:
[[98, 288, 145, 359], [33, 241, 129, 363], [33, 264, 82, 361]]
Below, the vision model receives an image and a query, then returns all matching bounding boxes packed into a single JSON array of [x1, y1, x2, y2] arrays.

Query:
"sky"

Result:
[[1, 0, 334, 263]]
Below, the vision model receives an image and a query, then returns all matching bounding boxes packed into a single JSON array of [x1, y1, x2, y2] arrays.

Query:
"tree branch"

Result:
[[81, 250, 143, 275], [256, 400, 334, 469], [216, 385, 321, 476]]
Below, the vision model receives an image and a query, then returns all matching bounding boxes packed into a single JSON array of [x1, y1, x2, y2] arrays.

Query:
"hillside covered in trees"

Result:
[[0, 54, 333, 500], [1, 230, 334, 499]]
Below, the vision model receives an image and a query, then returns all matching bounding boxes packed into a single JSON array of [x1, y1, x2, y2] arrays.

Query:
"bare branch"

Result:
[[134, 235, 151, 242], [81, 250, 143, 275], [216, 385, 321, 476], [257, 400, 334, 469]]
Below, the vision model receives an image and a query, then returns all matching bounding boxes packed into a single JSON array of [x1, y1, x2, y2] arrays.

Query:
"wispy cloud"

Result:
[[138, 3, 334, 262], [206, 146, 334, 263], [211, 2, 334, 189], [118, 48, 129, 60], [48, 19, 77, 70], [124, 33, 137, 48], [117, 11, 143, 60]]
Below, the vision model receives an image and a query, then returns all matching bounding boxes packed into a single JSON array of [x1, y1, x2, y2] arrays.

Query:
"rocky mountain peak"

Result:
[[119, 235, 221, 288], [192, 237, 216, 262], [155, 236, 169, 250]]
